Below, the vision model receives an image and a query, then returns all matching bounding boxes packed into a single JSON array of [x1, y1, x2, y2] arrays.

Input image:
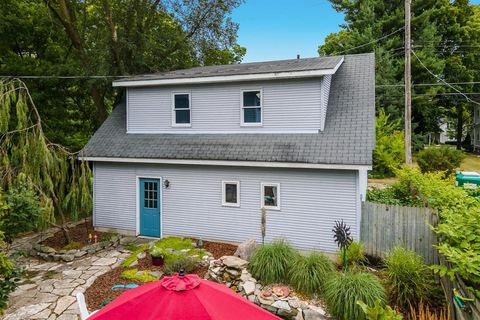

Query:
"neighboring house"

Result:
[[82, 53, 375, 252], [473, 106, 480, 151]]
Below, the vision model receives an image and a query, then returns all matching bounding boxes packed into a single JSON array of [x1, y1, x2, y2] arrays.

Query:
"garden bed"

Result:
[[84, 237, 236, 311], [40, 220, 109, 250]]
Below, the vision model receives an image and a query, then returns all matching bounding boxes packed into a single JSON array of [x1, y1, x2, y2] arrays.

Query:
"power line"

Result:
[[412, 49, 480, 106], [332, 27, 405, 55], [0, 75, 132, 79], [377, 81, 480, 88]]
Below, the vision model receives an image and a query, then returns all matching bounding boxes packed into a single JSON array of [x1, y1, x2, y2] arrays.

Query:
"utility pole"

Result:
[[405, 0, 412, 164]]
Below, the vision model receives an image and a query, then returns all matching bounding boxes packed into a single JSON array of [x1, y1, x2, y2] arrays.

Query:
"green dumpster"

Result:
[[456, 172, 480, 188]]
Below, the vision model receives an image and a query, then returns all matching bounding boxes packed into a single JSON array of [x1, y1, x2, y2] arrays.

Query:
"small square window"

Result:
[[222, 181, 240, 207], [241, 90, 262, 126], [173, 93, 191, 126], [261, 183, 280, 210]]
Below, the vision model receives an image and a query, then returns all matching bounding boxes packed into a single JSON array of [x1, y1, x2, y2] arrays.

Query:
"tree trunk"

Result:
[[50, 190, 72, 244], [456, 104, 464, 150]]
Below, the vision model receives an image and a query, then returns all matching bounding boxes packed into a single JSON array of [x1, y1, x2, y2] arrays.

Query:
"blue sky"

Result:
[[232, 0, 480, 62]]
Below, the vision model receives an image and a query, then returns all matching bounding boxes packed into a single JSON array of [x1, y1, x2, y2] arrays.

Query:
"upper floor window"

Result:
[[241, 90, 262, 126], [172, 93, 191, 126]]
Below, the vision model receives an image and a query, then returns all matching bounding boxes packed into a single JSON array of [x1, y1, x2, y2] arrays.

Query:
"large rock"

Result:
[[303, 309, 328, 320], [272, 300, 291, 311], [243, 281, 256, 295], [220, 256, 248, 269], [234, 239, 257, 261]]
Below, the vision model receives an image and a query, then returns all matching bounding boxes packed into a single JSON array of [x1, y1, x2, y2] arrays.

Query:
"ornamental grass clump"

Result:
[[324, 271, 387, 320], [385, 247, 433, 309], [289, 252, 334, 295], [338, 241, 367, 268], [249, 239, 298, 284]]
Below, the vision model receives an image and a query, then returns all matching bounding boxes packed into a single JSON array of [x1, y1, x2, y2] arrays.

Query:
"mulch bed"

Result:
[[85, 240, 238, 310], [200, 240, 238, 259], [40, 221, 107, 250]]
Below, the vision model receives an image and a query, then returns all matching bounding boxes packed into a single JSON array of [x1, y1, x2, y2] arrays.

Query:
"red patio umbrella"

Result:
[[88, 273, 281, 320]]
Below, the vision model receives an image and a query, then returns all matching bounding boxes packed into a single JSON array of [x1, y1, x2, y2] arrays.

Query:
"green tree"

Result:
[[0, 79, 92, 244], [319, 0, 480, 150], [0, 0, 245, 150]]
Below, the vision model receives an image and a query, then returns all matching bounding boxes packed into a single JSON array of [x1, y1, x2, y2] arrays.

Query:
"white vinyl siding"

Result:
[[126, 78, 326, 133], [93, 162, 359, 252]]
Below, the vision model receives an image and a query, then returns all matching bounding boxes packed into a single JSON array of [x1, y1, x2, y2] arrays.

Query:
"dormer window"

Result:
[[172, 93, 191, 127], [241, 89, 262, 126]]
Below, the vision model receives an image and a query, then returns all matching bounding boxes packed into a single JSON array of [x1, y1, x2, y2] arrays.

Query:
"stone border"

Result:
[[31, 235, 122, 262], [205, 256, 329, 320]]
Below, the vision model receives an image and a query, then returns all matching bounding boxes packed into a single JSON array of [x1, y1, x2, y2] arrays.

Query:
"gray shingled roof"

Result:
[[114, 56, 343, 83], [83, 53, 375, 166]]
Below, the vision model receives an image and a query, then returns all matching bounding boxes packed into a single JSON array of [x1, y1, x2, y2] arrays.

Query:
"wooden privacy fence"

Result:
[[360, 201, 439, 265]]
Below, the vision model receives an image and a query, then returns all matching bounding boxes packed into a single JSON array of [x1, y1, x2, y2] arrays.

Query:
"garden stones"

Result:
[[234, 239, 257, 260], [205, 255, 328, 320]]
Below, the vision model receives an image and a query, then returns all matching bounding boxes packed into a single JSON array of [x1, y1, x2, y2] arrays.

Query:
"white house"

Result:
[[82, 53, 375, 252]]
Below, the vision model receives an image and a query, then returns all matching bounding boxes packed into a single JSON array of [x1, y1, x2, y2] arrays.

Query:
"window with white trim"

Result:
[[261, 183, 280, 210], [172, 93, 191, 126], [222, 181, 240, 207], [241, 90, 262, 125]]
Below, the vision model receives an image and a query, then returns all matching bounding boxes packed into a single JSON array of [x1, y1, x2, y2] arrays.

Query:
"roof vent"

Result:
[[297, 54, 300, 59]]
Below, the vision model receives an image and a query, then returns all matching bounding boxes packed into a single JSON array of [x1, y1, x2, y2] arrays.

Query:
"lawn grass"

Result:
[[460, 153, 480, 172]]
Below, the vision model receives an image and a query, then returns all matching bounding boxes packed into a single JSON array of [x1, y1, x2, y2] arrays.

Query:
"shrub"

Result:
[[385, 247, 433, 308], [416, 146, 464, 176], [150, 247, 166, 258], [357, 300, 403, 320], [249, 239, 298, 284], [372, 109, 405, 178], [3, 178, 44, 243], [339, 241, 367, 267], [163, 256, 198, 275], [288, 252, 334, 295], [324, 271, 386, 320], [367, 187, 422, 207], [62, 241, 82, 250], [120, 269, 157, 282]]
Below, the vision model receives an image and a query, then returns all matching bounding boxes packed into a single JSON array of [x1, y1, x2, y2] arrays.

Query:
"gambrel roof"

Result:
[[82, 53, 375, 167]]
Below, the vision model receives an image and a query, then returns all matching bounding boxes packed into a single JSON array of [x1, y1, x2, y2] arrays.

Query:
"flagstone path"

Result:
[[1, 246, 130, 320]]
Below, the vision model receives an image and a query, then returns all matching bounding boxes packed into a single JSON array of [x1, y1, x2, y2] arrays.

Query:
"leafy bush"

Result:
[[100, 233, 115, 242], [324, 271, 386, 320], [416, 146, 464, 176], [0, 263, 22, 312], [357, 300, 403, 320], [339, 241, 367, 267], [372, 109, 405, 178], [385, 247, 433, 308], [288, 252, 334, 295], [367, 187, 422, 207], [163, 256, 198, 275], [3, 178, 44, 243], [120, 269, 157, 282], [249, 239, 298, 284]]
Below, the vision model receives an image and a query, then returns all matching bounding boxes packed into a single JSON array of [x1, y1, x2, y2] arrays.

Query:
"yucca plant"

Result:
[[249, 239, 298, 284], [289, 252, 334, 295], [324, 271, 387, 320], [385, 247, 433, 309]]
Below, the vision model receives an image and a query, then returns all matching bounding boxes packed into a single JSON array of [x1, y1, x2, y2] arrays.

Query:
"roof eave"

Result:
[[113, 57, 344, 88]]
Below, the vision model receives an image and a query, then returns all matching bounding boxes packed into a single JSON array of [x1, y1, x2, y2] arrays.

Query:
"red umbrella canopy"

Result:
[[88, 273, 281, 320]]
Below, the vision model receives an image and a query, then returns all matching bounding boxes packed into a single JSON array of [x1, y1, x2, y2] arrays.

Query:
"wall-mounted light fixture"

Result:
[[164, 179, 170, 189]]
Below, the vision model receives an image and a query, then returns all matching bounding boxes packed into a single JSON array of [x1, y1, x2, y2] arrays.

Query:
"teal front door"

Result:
[[139, 178, 160, 237]]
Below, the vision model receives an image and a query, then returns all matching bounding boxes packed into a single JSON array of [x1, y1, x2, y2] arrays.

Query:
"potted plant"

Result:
[[150, 247, 166, 267]]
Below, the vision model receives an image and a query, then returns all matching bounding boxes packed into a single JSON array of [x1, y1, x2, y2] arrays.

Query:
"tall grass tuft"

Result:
[[289, 252, 334, 295], [338, 241, 367, 267], [249, 239, 298, 284], [407, 302, 450, 320], [385, 247, 433, 309], [324, 271, 387, 320]]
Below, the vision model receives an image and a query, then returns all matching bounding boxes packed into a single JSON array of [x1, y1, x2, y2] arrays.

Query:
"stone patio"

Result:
[[1, 246, 130, 320]]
